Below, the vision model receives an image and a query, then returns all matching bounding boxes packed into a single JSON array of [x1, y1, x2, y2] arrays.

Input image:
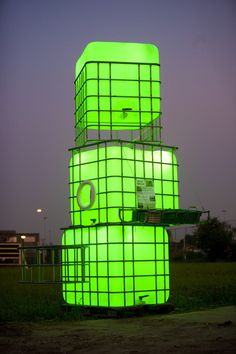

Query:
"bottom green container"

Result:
[[62, 225, 169, 308]]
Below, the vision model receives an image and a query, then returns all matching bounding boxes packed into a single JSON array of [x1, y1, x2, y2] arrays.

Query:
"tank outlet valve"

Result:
[[138, 294, 149, 305]]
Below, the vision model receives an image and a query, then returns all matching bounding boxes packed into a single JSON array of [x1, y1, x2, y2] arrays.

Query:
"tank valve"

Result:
[[122, 108, 132, 119], [138, 294, 149, 304]]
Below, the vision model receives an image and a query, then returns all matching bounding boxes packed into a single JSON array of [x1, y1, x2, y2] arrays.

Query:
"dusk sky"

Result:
[[1, 0, 236, 243]]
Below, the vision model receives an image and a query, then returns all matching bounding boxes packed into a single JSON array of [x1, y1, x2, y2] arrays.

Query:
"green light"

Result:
[[62, 41, 179, 308], [62, 225, 169, 307], [75, 42, 159, 78], [74, 42, 161, 133], [69, 145, 178, 226]]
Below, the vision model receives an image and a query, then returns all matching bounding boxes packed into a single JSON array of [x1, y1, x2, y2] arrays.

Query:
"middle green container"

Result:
[[69, 141, 179, 227]]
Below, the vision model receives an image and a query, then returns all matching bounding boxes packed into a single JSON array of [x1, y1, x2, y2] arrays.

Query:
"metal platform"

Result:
[[120, 208, 209, 225]]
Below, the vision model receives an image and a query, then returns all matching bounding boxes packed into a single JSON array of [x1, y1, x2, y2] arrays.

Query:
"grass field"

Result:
[[0, 262, 236, 322], [169, 262, 236, 312]]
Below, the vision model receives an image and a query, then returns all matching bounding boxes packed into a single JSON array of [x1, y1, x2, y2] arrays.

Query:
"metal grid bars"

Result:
[[62, 225, 169, 308], [69, 141, 179, 227], [20, 245, 87, 284], [74, 61, 162, 146]]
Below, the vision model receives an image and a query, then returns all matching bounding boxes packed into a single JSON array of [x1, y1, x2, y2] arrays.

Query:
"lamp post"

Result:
[[36, 209, 47, 245], [20, 235, 27, 266], [20, 234, 26, 245]]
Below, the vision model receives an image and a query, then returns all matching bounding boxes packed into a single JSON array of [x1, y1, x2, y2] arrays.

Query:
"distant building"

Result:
[[0, 230, 39, 265]]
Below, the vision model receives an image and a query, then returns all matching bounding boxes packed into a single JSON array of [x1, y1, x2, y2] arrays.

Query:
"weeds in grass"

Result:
[[0, 263, 236, 321]]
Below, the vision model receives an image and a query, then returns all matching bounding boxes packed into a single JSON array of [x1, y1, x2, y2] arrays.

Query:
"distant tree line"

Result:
[[170, 217, 236, 262], [193, 217, 236, 261]]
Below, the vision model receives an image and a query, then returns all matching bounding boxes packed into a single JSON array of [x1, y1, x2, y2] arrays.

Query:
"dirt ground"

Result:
[[0, 306, 236, 353]]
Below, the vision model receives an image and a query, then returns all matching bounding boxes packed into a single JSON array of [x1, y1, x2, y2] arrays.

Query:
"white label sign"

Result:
[[136, 178, 156, 209]]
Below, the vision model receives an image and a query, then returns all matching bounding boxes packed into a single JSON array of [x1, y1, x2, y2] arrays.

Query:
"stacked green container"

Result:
[[62, 42, 179, 308]]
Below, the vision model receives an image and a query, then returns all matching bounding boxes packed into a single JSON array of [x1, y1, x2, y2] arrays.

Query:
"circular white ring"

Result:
[[77, 180, 96, 210]]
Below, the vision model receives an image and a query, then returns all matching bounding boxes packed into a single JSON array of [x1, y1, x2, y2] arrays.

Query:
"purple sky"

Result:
[[1, 0, 236, 243]]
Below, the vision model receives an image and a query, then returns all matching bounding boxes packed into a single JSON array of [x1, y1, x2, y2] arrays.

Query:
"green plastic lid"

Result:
[[75, 41, 159, 78]]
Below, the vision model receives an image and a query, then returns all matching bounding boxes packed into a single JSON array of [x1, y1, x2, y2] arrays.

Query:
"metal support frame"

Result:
[[74, 60, 162, 146], [20, 244, 88, 284]]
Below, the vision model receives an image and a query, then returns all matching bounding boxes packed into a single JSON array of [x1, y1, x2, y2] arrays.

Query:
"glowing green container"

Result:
[[62, 41, 178, 309], [62, 225, 169, 307], [74, 42, 161, 144], [69, 143, 178, 226]]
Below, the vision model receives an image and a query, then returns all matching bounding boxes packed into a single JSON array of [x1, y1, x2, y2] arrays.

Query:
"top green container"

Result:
[[74, 42, 161, 144]]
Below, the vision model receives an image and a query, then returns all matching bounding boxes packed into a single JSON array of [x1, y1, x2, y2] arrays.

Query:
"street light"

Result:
[[36, 208, 47, 245], [20, 234, 26, 246]]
